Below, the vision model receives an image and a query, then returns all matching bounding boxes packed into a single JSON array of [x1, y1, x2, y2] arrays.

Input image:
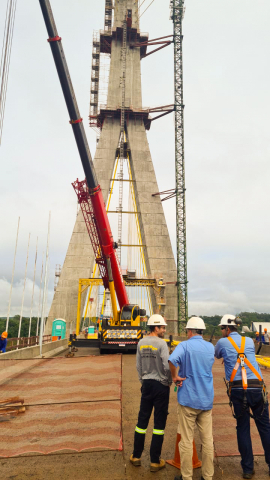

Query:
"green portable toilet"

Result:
[[52, 318, 66, 340]]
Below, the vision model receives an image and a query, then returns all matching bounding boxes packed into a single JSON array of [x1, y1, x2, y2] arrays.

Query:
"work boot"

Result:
[[150, 458, 165, 472], [174, 476, 182, 480], [243, 470, 255, 479], [130, 454, 141, 466]]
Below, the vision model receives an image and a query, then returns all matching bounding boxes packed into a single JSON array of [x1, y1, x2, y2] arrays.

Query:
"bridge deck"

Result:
[[0, 351, 270, 479]]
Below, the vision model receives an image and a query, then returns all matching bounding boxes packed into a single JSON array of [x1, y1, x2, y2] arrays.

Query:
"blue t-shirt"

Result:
[[215, 332, 262, 381], [169, 336, 215, 410], [0, 338, 7, 353]]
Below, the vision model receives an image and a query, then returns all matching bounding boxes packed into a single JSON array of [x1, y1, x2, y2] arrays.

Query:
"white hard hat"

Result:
[[186, 316, 206, 330], [218, 314, 237, 326], [147, 314, 167, 326]]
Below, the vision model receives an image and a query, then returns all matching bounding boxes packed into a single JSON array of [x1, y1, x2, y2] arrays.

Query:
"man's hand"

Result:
[[169, 361, 186, 387], [173, 375, 186, 387]]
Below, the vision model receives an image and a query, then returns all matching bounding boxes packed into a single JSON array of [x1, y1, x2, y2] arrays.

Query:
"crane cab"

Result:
[[120, 305, 146, 327]]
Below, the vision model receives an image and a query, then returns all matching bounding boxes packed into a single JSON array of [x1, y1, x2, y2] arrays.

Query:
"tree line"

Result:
[[0, 316, 41, 339]]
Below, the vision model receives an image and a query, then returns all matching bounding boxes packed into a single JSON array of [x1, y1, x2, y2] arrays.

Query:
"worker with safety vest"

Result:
[[0, 331, 8, 353], [169, 317, 215, 480], [215, 314, 270, 479], [130, 314, 172, 473]]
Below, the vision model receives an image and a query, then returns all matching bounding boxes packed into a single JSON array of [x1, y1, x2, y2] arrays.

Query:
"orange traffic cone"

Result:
[[166, 432, 202, 469]]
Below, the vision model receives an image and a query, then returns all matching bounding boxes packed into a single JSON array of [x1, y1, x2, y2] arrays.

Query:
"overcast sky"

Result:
[[0, 0, 270, 320]]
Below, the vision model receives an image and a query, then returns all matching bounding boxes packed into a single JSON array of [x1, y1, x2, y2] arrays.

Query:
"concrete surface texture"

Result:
[[46, 0, 177, 335], [1, 350, 270, 480], [0, 355, 122, 458]]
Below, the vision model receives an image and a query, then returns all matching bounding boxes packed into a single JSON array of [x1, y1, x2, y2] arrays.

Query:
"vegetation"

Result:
[[0, 316, 40, 339], [202, 312, 270, 338]]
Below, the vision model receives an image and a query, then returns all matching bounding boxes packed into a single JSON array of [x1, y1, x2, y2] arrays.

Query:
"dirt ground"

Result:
[[0, 349, 269, 480]]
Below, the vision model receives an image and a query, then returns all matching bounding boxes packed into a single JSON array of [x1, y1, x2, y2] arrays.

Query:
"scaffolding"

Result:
[[89, 30, 111, 132], [170, 0, 188, 332], [89, 31, 100, 133], [104, 0, 114, 31]]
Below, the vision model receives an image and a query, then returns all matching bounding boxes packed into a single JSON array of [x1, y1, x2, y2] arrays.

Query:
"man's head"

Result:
[[1, 331, 7, 340], [264, 328, 268, 333], [185, 316, 206, 338], [219, 314, 242, 337], [147, 314, 167, 338]]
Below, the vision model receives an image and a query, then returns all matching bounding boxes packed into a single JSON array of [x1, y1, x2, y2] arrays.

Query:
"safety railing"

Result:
[[6, 335, 52, 352]]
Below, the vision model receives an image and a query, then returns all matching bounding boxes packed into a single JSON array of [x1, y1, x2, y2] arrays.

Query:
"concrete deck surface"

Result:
[[0, 349, 269, 480]]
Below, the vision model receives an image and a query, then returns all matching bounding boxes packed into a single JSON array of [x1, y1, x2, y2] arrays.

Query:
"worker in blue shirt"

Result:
[[169, 317, 215, 480], [215, 314, 270, 479], [0, 331, 8, 353]]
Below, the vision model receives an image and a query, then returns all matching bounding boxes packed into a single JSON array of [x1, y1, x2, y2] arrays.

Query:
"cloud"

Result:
[[0, 277, 53, 318]]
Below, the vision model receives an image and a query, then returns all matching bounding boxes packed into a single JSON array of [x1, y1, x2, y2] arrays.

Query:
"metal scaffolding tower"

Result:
[[170, 0, 188, 332]]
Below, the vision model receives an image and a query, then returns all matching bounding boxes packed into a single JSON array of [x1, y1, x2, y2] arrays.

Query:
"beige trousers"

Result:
[[177, 403, 214, 480]]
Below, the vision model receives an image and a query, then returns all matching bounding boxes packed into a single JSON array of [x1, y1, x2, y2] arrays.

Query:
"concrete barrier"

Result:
[[257, 344, 270, 356], [0, 338, 68, 359]]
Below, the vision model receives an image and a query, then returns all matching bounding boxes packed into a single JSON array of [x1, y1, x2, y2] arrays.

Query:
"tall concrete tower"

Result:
[[46, 0, 178, 334]]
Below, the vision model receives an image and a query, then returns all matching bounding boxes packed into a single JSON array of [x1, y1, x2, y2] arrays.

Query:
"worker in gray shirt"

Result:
[[130, 314, 172, 473]]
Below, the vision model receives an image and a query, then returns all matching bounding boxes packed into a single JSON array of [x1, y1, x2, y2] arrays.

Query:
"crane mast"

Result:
[[171, 0, 188, 332]]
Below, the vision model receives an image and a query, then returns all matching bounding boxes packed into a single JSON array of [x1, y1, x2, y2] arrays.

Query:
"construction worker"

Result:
[[0, 331, 8, 353], [215, 314, 270, 479], [264, 328, 270, 345], [169, 317, 215, 480], [130, 314, 172, 473]]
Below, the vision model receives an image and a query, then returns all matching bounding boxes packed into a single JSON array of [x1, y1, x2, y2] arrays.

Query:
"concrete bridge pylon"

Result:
[[45, 0, 178, 335]]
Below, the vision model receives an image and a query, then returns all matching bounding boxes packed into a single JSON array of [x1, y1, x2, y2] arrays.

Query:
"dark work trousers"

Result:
[[231, 388, 270, 474], [133, 379, 170, 463]]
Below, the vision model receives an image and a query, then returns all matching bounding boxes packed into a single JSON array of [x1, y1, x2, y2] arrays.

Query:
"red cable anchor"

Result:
[[47, 36, 62, 42], [69, 118, 83, 124]]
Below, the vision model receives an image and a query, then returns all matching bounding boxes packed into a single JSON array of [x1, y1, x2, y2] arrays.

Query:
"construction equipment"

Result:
[[39, 0, 145, 353], [0, 397, 25, 421], [170, 0, 188, 333], [65, 333, 78, 358]]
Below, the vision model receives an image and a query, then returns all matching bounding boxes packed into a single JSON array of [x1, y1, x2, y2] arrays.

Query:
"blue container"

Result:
[[52, 319, 66, 340]]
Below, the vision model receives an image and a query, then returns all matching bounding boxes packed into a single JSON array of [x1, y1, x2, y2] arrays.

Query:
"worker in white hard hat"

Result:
[[130, 314, 172, 473], [169, 317, 215, 480], [215, 314, 270, 479]]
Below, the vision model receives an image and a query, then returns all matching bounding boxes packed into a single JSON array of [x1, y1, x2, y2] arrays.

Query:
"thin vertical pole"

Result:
[[40, 212, 51, 356], [44, 258, 50, 321], [6, 216, 20, 332], [28, 236, 38, 344], [17, 232, 31, 346], [36, 251, 44, 337]]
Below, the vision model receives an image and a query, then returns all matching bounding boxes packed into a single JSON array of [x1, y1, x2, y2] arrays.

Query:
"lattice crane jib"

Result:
[[171, 0, 188, 332]]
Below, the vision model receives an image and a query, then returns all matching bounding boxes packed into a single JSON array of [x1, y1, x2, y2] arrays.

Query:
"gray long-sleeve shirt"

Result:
[[136, 335, 172, 386]]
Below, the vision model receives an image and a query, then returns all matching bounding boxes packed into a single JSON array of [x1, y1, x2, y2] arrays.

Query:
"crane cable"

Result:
[[139, 0, 156, 19], [139, 0, 148, 10], [0, 0, 17, 145]]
